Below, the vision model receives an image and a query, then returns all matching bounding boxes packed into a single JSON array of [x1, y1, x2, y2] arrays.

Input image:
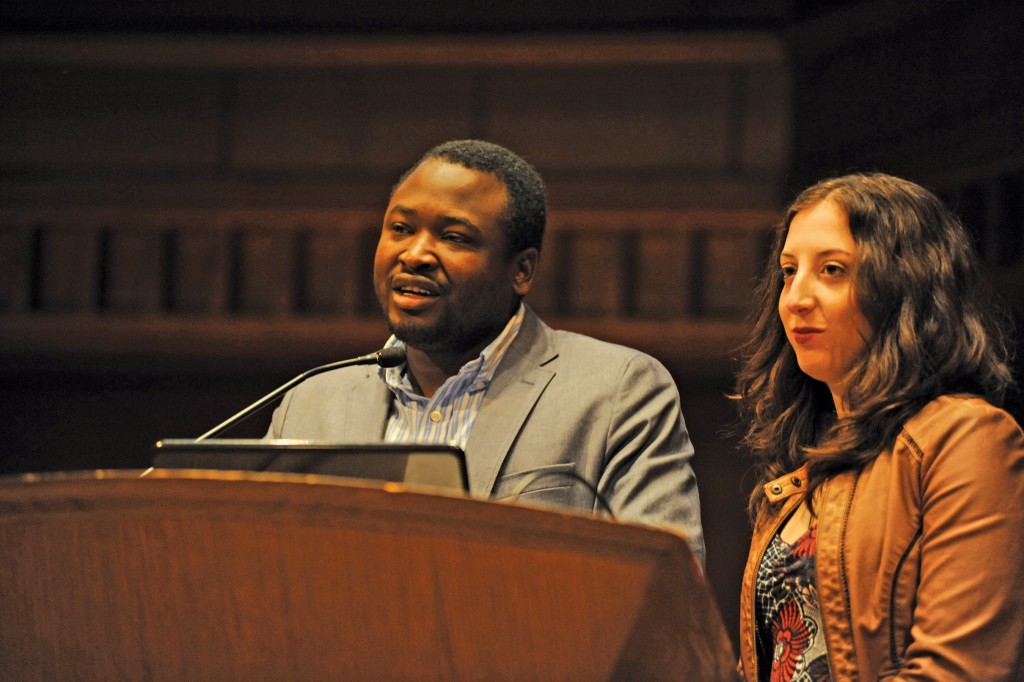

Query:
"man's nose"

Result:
[[399, 233, 439, 270]]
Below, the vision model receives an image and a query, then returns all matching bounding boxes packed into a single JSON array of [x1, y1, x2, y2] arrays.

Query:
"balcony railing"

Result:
[[0, 207, 774, 374]]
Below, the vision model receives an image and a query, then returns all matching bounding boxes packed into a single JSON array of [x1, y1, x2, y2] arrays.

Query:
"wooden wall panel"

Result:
[[1, 34, 790, 213], [172, 230, 229, 315], [736, 62, 791, 173], [488, 68, 733, 172], [232, 70, 478, 171], [105, 229, 165, 314], [303, 229, 362, 315], [234, 229, 296, 316], [563, 231, 626, 317], [38, 227, 98, 312], [233, 73, 364, 169], [526, 229, 570, 318], [0, 70, 221, 169], [634, 231, 692, 319], [703, 230, 763, 317], [0, 226, 33, 313]]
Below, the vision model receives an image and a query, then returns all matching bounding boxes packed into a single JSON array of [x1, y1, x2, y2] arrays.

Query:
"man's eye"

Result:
[[443, 233, 469, 244], [389, 223, 413, 234]]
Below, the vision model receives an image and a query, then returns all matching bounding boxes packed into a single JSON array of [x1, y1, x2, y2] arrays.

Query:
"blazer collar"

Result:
[[463, 306, 558, 494]]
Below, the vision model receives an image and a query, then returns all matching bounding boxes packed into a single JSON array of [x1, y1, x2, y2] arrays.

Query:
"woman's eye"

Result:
[[823, 263, 847, 276], [780, 265, 796, 279]]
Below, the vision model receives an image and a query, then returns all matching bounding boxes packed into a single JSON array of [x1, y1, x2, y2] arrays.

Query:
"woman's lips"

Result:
[[791, 328, 823, 344]]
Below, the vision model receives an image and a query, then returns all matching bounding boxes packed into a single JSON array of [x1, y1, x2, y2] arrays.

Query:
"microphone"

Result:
[[194, 346, 407, 441]]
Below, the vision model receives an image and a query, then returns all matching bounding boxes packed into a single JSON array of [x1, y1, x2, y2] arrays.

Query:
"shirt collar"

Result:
[[380, 302, 526, 395]]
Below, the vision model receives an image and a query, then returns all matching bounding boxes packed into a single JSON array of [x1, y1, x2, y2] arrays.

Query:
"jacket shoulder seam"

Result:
[[896, 429, 925, 463]]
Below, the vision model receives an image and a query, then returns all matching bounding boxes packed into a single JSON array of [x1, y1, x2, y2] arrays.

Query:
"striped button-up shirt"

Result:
[[380, 303, 525, 450]]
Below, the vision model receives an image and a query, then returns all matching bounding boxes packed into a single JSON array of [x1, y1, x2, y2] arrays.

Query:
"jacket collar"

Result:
[[343, 306, 557, 495], [463, 305, 557, 494], [763, 464, 809, 503]]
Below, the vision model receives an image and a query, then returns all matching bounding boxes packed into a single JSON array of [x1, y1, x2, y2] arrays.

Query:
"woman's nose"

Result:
[[782, 276, 814, 313]]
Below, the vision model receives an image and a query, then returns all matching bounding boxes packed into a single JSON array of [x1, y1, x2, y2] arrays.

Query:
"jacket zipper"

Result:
[[748, 498, 799, 678], [815, 473, 859, 681], [814, 483, 838, 681]]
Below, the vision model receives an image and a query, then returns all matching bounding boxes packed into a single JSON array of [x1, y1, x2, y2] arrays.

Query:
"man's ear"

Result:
[[511, 247, 539, 296]]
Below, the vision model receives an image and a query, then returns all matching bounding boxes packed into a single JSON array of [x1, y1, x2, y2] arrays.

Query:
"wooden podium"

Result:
[[0, 470, 735, 681]]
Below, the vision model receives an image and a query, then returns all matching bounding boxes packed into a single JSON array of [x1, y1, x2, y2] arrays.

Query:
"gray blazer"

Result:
[[268, 306, 705, 566]]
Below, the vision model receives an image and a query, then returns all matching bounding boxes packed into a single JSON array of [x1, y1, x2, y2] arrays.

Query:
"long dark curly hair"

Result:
[[735, 173, 1014, 519]]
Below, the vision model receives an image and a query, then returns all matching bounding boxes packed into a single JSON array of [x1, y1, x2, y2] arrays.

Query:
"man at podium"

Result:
[[266, 139, 705, 567]]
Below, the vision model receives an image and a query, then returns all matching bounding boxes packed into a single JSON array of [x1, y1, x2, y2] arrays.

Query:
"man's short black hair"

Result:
[[396, 139, 547, 256]]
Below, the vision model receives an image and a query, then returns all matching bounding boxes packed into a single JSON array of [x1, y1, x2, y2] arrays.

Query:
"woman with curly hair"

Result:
[[734, 173, 1024, 680]]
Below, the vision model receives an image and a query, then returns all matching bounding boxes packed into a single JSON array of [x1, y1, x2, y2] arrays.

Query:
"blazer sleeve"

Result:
[[596, 351, 705, 569]]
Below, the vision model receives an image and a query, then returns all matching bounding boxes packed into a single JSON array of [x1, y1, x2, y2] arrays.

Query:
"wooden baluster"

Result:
[[38, 224, 98, 313], [0, 223, 33, 313], [173, 227, 229, 315], [235, 227, 295, 317], [304, 228, 362, 316], [635, 229, 692, 320], [105, 227, 164, 315]]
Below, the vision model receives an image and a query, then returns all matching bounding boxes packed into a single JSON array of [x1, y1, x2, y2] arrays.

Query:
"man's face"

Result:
[[373, 158, 535, 356]]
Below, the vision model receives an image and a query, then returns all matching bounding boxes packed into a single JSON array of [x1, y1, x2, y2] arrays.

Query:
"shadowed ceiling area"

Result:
[[3, 0, 875, 33]]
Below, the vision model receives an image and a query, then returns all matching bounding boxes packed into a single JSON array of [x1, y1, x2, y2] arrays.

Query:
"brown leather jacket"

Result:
[[739, 395, 1024, 680]]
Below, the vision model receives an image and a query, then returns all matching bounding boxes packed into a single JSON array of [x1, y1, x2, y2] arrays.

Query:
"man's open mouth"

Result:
[[395, 286, 438, 297]]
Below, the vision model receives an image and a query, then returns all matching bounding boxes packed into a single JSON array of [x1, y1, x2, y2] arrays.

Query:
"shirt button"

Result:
[[769, 484, 783, 495], [430, 410, 442, 422], [792, 477, 803, 488]]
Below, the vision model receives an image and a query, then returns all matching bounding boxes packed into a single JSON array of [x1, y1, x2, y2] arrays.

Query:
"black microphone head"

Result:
[[376, 346, 407, 368]]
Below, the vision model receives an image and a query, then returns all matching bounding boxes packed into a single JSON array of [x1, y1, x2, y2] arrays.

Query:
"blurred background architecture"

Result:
[[2, 0, 1022, 650]]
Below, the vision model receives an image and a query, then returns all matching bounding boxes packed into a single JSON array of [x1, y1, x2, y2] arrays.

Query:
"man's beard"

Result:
[[384, 310, 496, 356]]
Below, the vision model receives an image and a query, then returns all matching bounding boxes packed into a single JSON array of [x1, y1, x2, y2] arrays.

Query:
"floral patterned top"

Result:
[[755, 525, 831, 681]]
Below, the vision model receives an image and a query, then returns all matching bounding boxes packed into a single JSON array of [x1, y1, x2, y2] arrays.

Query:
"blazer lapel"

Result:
[[339, 366, 391, 441], [463, 307, 557, 495]]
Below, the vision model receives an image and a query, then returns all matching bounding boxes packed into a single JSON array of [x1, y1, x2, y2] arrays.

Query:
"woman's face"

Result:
[[778, 200, 874, 411]]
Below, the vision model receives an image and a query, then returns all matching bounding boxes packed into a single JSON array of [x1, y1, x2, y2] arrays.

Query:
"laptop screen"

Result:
[[152, 439, 468, 493]]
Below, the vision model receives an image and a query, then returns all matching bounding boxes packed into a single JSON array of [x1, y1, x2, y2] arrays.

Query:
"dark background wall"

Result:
[[2, 0, 1022, 654]]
